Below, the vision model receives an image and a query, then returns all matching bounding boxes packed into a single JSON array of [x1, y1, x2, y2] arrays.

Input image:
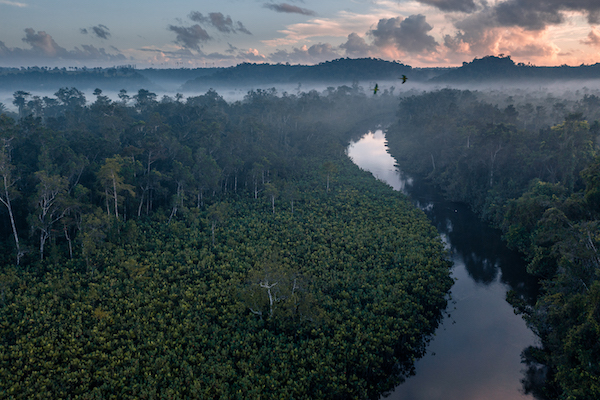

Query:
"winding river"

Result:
[[347, 130, 540, 400]]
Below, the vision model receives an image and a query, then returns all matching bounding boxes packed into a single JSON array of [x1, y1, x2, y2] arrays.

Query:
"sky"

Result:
[[1, 0, 600, 68]]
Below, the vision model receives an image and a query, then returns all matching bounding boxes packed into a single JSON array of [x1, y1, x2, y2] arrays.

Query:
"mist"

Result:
[[1, 57, 599, 400]]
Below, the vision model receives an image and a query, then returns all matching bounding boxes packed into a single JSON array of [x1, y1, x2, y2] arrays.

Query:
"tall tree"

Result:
[[29, 170, 69, 260], [264, 182, 278, 214], [0, 139, 22, 264], [12, 91, 30, 119], [97, 156, 135, 220], [322, 161, 338, 192]]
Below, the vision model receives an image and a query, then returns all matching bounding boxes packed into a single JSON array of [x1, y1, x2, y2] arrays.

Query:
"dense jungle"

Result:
[[0, 86, 453, 399], [386, 88, 600, 399]]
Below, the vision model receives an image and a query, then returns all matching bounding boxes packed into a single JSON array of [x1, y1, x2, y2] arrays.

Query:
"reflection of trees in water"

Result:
[[520, 347, 554, 400], [408, 182, 539, 304], [409, 181, 545, 397], [460, 251, 499, 284]]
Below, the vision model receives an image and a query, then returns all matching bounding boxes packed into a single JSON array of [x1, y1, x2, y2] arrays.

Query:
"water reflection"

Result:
[[347, 130, 539, 400]]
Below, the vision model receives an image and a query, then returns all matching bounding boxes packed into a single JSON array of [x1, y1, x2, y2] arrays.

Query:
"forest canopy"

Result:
[[386, 88, 600, 399], [0, 86, 452, 399]]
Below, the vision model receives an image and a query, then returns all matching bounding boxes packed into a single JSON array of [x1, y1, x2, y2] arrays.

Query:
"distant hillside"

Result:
[[431, 55, 600, 83], [136, 68, 219, 85], [290, 58, 411, 81], [0, 67, 154, 92], [180, 58, 443, 91], [7, 56, 598, 95], [181, 62, 309, 90]]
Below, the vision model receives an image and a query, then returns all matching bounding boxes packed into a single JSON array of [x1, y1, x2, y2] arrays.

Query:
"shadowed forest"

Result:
[[386, 88, 600, 399]]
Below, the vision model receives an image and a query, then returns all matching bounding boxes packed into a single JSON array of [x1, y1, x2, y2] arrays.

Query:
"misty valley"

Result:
[[0, 57, 599, 399]]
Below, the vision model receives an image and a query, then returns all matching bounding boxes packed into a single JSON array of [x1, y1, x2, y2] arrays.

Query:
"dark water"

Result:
[[348, 130, 539, 400]]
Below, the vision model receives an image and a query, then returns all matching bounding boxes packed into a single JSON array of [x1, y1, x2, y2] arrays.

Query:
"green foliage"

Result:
[[0, 161, 452, 399], [0, 86, 451, 399], [387, 89, 600, 399]]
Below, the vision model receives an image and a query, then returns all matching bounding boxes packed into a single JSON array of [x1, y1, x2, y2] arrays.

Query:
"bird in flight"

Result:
[[400, 75, 407, 84], [373, 84, 379, 95]]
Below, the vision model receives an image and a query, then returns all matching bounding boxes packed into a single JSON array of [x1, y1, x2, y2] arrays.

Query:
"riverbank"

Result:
[[348, 130, 539, 400]]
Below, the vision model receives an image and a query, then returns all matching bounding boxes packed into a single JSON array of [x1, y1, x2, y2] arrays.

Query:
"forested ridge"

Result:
[[386, 88, 600, 399], [0, 86, 452, 398]]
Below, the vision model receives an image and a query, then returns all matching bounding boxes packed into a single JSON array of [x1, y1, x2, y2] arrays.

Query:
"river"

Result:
[[347, 130, 540, 400]]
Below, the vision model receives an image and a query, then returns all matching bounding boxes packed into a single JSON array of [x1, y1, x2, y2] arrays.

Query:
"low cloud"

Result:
[[138, 47, 197, 57], [269, 43, 340, 64], [582, 27, 600, 47], [188, 11, 251, 35], [443, 24, 560, 64], [167, 24, 211, 50], [205, 52, 236, 60], [239, 48, 267, 62], [22, 28, 63, 57], [263, 3, 316, 16], [0, 28, 126, 65], [225, 43, 238, 54], [340, 33, 375, 57], [370, 15, 438, 54]]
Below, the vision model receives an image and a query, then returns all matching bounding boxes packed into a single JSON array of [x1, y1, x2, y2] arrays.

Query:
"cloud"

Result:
[[134, 46, 199, 66], [437, 0, 600, 64], [262, 10, 375, 47], [582, 27, 600, 46], [168, 24, 211, 50], [225, 43, 238, 54], [239, 48, 268, 62], [449, 0, 600, 33], [306, 43, 339, 58], [80, 25, 111, 39], [91, 25, 111, 40], [22, 28, 65, 57], [73, 44, 126, 61], [493, 1, 564, 30], [205, 51, 236, 60], [138, 47, 197, 57], [340, 33, 376, 57], [416, 0, 478, 13], [263, 3, 316, 16], [434, 0, 600, 65], [0, 0, 28, 7], [188, 11, 251, 34], [0, 28, 126, 65], [269, 43, 341, 64], [370, 15, 438, 54], [443, 23, 560, 64]]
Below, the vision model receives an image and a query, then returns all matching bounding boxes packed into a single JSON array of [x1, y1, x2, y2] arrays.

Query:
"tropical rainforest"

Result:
[[0, 85, 453, 399], [3, 54, 600, 399], [386, 88, 600, 399]]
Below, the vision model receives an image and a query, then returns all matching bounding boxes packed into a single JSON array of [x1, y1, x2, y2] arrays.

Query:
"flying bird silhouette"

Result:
[[373, 84, 379, 95], [399, 75, 407, 84]]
